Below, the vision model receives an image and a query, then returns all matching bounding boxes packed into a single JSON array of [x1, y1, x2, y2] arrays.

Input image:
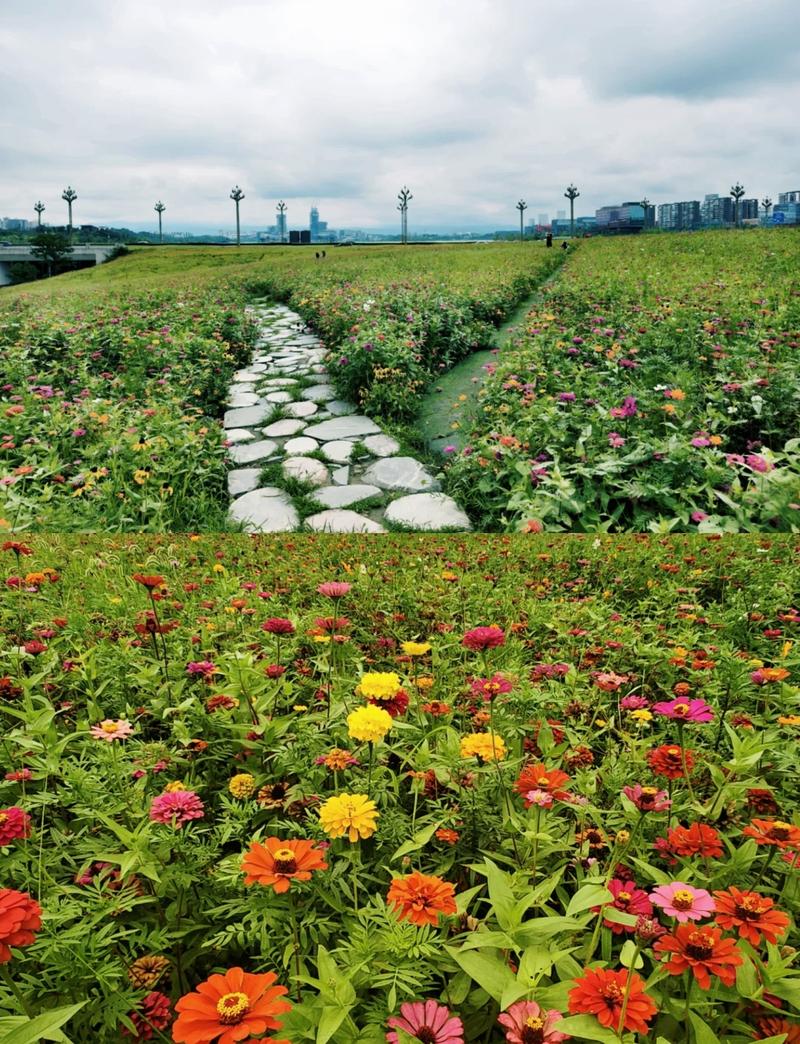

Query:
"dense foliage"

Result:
[[444, 230, 800, 533], [2, 534, 800, 1042]]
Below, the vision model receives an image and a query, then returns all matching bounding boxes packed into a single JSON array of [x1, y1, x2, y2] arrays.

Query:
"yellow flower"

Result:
[[357, 672, 401, 701], [347, 705, 392, 743], [319, 793, 379, 842], [229, 773, 256, 799], [629, 709, 653, 724], [314, 634, 332, 644], [164, 780, 186, 793], [401, 641, 431, 657], [778, 715, 800, 726], [460, 733, 506, 762], [212, 564, 226, 574], [133, 470, 149, 485], [416, 676, 435, 690]]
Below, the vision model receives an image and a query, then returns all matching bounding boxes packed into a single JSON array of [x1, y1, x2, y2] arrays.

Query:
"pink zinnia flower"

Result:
[[651, 698, 714, 722], [470, 674, 513, 701], [0, 806, 31, 846], [594, 671, 628, 692], [623, 784, 671, 813], [185, 660, 217, 677], [261, 617, 295, 635], [498, 1000, 569, 1043], [149, 790, 205, 829], [387, 1000, 464, 1044], [596, 878, 653, 934], [317, 582, 352, 598], [620, 694, 649, 710], [90, 719, 134, 742], [650, 881, 714, 922], [462, 626, 505, 651]]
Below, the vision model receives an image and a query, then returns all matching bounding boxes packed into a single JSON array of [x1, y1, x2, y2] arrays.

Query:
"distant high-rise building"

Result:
[[778, 190, 800, 204], [310, 206, 320, 242], [556, 209, 566, 220], [658, 201, 702, 231], [276, 205, 288, 242], [538, 213, 548, 226], [701, 194, 734, 226], [595, 202, 646, 233], [1, 217, 30, 230], [740, 199, 759, 221]]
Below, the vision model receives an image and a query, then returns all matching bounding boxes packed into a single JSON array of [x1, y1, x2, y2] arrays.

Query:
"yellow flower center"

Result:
[[101, 721, 119, 733], [673, 889, 695, 909], [673, 703, 690, 716], [538, 776, 550, 786], [618, 891, 632, 903], [216, 991, 250, 1025], [525, 1015, 545, 1029], [273, 848, 298, 874]]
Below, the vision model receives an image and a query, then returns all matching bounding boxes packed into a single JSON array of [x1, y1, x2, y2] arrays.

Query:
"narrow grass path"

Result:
[[416, 257, 569, 454]]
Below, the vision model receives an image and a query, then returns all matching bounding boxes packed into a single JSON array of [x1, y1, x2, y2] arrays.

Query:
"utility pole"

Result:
[[761, 197, 773, 223], [516, 199, 528, 242], [34, 201, 45, 227], [397, 186, 412, 244], [730, 182, 745, 228], [565, 184, 580, 238], [62, 186, 77, 243], [230, 185, 245, 246], [276, 200, 287, 243], [154, 201, 166, 244], [640, 196, 651, 230]]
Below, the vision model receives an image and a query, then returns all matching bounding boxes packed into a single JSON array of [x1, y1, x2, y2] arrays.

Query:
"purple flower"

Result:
[[558, 391, 576, 402]]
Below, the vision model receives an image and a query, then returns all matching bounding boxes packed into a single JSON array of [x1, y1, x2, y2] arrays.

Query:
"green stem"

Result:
[[616, 944, 642, 1039], [1, 963, 34, 1018], [677, 722, 696, 804]]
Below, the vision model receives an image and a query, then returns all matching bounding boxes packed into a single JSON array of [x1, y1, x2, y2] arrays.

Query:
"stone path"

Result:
[[223, 302, 472, 533]]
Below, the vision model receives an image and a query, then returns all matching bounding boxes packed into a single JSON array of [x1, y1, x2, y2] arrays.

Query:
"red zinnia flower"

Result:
[[387, 872, 457, 926], [132, 573, 165, 590], [568, 967, 657, 1035], [596, 879, 653, 934], [664, 822, 724, 859], [713, 887, 790, 946], [261, 618, 295, 635], [122, 990, 172, 1039], [0, 806, 31, 846], [753, 1016, 800, 1042], [462, 626, 505, 651], [647, 744, 695, 780], [654, 924, 743, 989], [0, 889, 41, 963]]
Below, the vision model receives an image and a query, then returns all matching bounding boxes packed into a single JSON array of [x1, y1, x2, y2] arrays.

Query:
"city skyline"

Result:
[[1, 0, 799, 230]]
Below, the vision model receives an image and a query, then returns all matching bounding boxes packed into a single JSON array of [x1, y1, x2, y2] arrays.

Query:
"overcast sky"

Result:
[[1, 0, 799, 232]]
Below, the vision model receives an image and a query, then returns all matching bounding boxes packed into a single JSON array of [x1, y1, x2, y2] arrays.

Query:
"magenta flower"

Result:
[[185, 661, 217, 677], [149, 790, 205, 829], [317, 581, 352, 598], [0, 806, 31, 846], [620, 694, 649, 710], [387, 1000, 464, 1044], [462, 626, 505, 651], [90, 719, 134, 742], [623, 784, 671, 812], [498, 999, 569, 1043], [261, 617, 295, 635], [470, 674, 513, 702], [595, 878, 653, 934], [650, 881, 714, 922], [651, 697, 714, 722]]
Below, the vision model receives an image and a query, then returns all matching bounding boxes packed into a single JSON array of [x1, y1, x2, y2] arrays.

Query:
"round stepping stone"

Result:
[[312, 484, 382, 509], [283, 400, 318, 418], [223, 404, 271, 429], [229, 439, 278, 465], [326, 400, 357, 416], [228, 468, 262, 497], [305, 510, 385, 534], [283, 436, 318, 455], [384, 493, 471, 531], [303, 415, 381, 441], [229, 488, 299, 532], [362, 433, 400, 457], [361, 456, 440, 493], [224, 428, 256, 445], [301, 384, 336, 402], [282, 456, 330, 487], [227, 391, 259, 408], [263, 418, 307, 437], [320, 440, 354, 464], [265, 391, 293, 403]]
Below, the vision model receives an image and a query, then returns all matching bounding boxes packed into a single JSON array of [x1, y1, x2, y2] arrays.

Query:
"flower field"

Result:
[[2, 533, 800, 1041], [444, 230, 800, 533], [0, 244, 559, 531]]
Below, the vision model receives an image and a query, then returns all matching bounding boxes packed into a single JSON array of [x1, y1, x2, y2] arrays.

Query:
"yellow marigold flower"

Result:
[[357, 672, 401, 701], [417, 676, 435, 690], [401, 641, 431, 657], [324, 748, 355, 771], [630, 709, 653, 724], [164, 780, 186, 793], [229, 773, 256, 799], [212, 563, 226, 574], [347, 704, 392, 743], [460, 733, 506, 762], [778, 715, 800, 726], [319, 793, 379, 842]]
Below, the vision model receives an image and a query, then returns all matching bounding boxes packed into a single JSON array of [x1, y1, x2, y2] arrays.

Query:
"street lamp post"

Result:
[[397, 186, 412, 244], [565, 184, 580, 238], [61, 186, 77, 243], [276, 200, 287, 243], [154, 201, 166, 244], [761, 197, 773, 224], [34, 201, 45, 227], [230, 185, 245, 246], [516, 199, 528, 242], [730, 182, 745, 228]]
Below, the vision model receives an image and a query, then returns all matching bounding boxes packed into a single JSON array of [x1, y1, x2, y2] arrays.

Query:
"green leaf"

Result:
[[619, 940, 644, 970], [392, 820, 441, 861], [555, 1014, 622, 1042], [0, 1002, 86, 1044], [566, 883, 613, 916], [445, 946, 516, 1003], [481, 858, 518, 931], [316, 1006, 350, 1044], [688, 1010, 721, 1044]]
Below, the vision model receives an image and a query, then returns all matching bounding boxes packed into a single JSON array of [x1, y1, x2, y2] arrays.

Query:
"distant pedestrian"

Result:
[[322, 250, 326, 258], [561, 240, 568, 250], [545, 232, 553, 248], [315, 251, 320, 259]]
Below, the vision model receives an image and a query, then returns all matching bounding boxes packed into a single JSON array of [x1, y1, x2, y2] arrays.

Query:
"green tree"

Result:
[[30, 229, 73, 277]]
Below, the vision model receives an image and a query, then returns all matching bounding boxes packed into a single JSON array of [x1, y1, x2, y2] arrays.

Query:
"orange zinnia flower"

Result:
[[743, 819, 800, 850], [754, 1016, 800, 1043], [567, 967, 657, 1035], [713, 887, 790, 946], [666, 822, 724, 858], [241, 838, 328, 893], [132, 573, 166, 590], [172, 967, 290, 1044], [387, 871, 457, 926], [654, 924, 743, 990], [0, 889, 41, 963], [514, 763, 571, 805], [647, 744, 695, 780]]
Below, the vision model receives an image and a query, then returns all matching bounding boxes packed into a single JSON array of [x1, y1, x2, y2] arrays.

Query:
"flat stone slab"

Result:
[[331, 466, 350, 485], [229, 488, 299, 532], [312, 484, 382, 509], [229, 439, 278, 465], [305, 510, 385, 533], [283, 436, 319, 455], [362, 433, 400, 457], [227, 391, 260, 408], [303, 415, 381, 441], [283, 400, 318, 418], [384, 493, 472, 531], [265, 391, 293, 404], [301, 384, 337, 402], [233, 370, 264, 382], [224, 428, 256, 445], [361, 456, 440, 493], [326, 400, 358, 416], [320, 440, 354, 464], [227, 468, 262, 497], [223, 405, 271, 429], [282, 456, 330, 487], [261, 377, 298, 388], [263, 419, 306, 437]]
